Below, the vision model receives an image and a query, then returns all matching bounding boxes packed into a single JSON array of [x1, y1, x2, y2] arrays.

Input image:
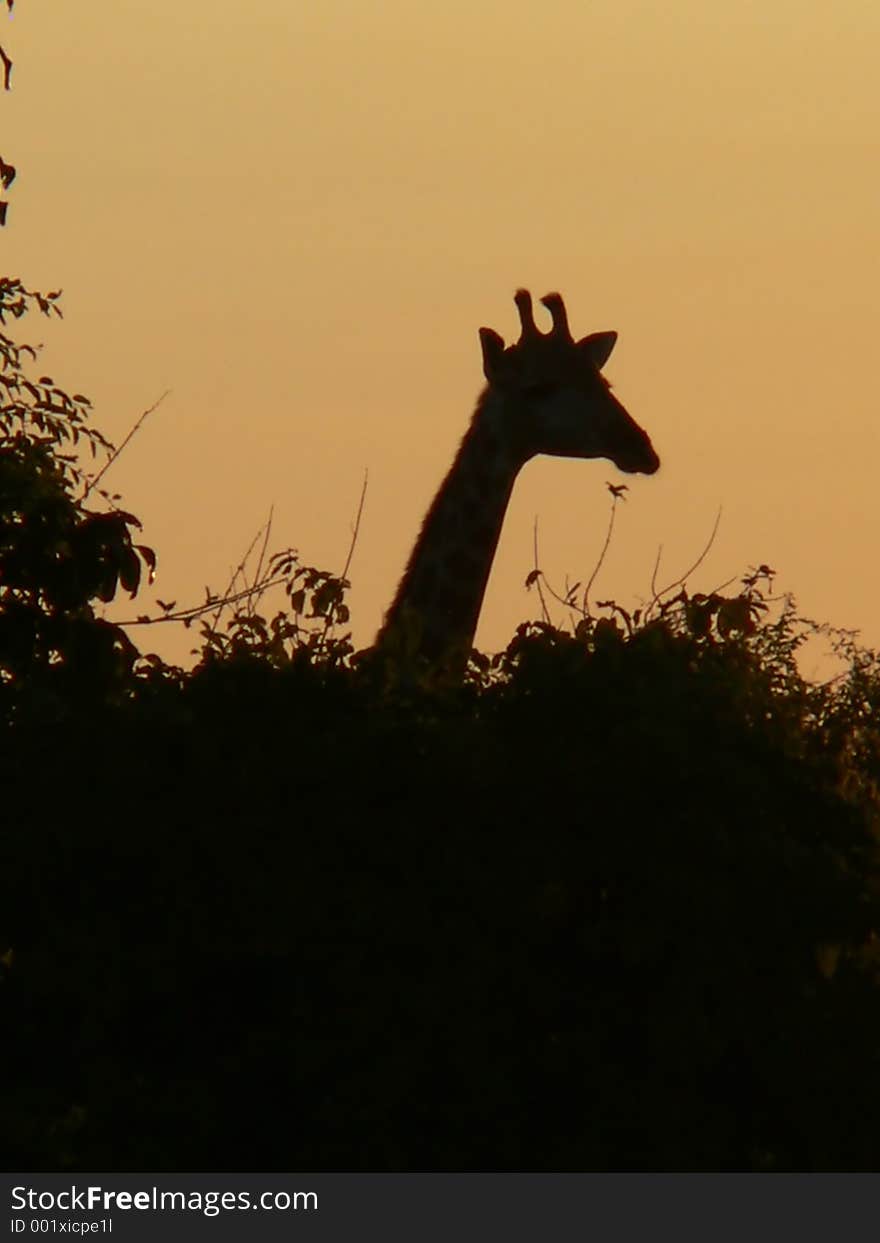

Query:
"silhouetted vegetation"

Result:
[[2, 287, 880, 1172], [1, 0, 17, 227]]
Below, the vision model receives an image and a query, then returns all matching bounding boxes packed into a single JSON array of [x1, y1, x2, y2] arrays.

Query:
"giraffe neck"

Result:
[[377, 391, 528, 677]]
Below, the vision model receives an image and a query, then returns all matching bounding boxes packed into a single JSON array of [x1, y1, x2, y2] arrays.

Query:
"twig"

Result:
[[582, 493, 620, 616], [644, 506, 722, 620], [317, 469, 368, 649], [706, 573, 740, 597], [208, 518, 272, 639], [532, 516, 551, 625], [248, 506, 274, 617], [117, 573, 288, 629], [340, 469, 368, 585], [84, 390, 171, 499], [649, 544, 663, 602]]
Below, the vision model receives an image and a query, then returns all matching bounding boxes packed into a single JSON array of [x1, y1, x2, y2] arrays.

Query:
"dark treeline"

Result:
[[2, 284, 880, 1170]]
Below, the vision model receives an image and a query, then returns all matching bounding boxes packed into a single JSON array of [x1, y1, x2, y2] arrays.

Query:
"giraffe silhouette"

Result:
[[375, 289, 660, 681]]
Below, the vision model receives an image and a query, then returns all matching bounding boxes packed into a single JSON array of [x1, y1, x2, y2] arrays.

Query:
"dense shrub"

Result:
[[2, 288, 880, 1171]]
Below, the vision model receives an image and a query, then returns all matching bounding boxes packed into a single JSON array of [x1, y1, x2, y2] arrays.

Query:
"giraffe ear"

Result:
[[479, 328, 506, 380], [578, 331, 618, 371]]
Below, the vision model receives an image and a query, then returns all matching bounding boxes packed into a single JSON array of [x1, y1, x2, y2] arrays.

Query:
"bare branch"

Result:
[[116, 572, 289, 629], [248, 506, 274, 617], [315, 471, 367, 650], [649, 543, 663, 602], [208, 518, 272, 639], [531, 516, 551, 625], [644, 506, 722, 620], [83, 390, 171, 498], [340, 468, 368, 585], [582, 492, 621, 616], [707, 573, 740, 597]]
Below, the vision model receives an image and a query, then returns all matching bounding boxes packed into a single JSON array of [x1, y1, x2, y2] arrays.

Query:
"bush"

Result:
[[2, 287, 880, 1171]]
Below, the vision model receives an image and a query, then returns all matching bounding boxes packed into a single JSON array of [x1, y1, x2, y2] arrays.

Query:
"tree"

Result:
[[0, 278, 153, 719]]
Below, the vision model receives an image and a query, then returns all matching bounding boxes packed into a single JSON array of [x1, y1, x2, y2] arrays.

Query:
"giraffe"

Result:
[[374, 289, 660, 681]]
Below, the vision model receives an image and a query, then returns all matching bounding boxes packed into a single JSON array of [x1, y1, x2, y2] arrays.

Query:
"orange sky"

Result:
[[7, 2, 880, 670]]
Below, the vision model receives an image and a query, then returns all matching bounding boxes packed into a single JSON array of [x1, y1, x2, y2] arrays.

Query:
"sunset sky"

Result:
[[7, 2, 880, 669]]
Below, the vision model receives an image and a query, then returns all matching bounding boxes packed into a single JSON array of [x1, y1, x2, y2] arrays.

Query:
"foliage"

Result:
[[2, 290, 880, 1172], [191, 550, 353, 672], [0, 282, 154, 719]]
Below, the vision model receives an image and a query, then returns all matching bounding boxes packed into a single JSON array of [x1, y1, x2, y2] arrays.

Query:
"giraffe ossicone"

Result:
[[375, 289, 660, 682]]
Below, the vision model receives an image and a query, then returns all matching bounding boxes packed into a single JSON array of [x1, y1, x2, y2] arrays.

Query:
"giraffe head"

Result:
[[478, 289, 659, 475]]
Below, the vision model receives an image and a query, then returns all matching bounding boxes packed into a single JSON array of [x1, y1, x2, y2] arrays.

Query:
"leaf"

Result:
[[119, 550, 141, 596], [96, 569, 118, 603], [593, 617, 622, 646], [135, 544, 157, 573], [719, 597, 756, 637]]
